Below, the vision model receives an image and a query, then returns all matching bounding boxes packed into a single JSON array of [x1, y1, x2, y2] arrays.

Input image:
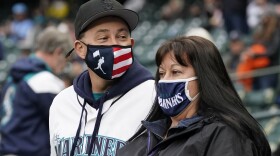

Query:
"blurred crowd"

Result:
[[0, 0, 280, 97], [0, 0, 280, 91], [0, 0, 280, 92], [0, 0, 84, 88], [158, 0, 280, 95]]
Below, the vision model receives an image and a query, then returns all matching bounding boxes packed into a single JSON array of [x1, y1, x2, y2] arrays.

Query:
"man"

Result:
[[0, 27, 71, 156], [49, 0, 155, 156]]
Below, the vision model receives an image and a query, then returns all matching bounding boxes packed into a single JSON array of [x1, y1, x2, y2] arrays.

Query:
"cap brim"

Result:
[[80, 9, 139, 33]]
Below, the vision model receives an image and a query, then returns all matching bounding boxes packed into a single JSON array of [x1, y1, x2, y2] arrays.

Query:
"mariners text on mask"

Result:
[[158, 93, 184, 109]]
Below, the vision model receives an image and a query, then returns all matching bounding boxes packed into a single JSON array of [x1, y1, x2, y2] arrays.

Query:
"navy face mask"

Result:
[[157, 77, 199, 117], [83, 42, 133, 80]]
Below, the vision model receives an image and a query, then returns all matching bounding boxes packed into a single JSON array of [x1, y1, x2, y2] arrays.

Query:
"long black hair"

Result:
[[130, 36, 271, 155]]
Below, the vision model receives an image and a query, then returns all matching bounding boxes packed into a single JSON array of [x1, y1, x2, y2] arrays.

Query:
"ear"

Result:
[[130, 38, 135, 47], [74, 40, 87, 59]]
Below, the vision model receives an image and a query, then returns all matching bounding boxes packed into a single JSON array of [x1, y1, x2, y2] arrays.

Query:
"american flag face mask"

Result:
[[84, 44, 133, 80]]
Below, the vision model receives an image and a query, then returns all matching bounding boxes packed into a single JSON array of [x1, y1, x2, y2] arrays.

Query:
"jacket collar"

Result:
[[145, 115, 217, 156], [142, 115, 204, 138]]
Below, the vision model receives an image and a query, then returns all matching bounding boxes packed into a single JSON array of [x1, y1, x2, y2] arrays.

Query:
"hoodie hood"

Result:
[[10, 56, 49, 83], [73, 60, 154, 109]]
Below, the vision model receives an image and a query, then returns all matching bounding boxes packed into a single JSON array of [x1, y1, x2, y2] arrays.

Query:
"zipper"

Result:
[[147, 131, 151, 153], [147, 123, 203, 156]]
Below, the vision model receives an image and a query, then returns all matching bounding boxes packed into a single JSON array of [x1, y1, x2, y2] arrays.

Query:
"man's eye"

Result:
[[98, 37, 108, 41], [118, 35, 127, 39], [159, 72, 165, 78]]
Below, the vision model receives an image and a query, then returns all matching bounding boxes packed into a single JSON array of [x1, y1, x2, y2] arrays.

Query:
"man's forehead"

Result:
[[89, 16, 130, 31], [94, 28, 129, 34]]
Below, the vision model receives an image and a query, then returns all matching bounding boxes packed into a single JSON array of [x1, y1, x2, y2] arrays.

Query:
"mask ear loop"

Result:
[[79, 40, 88, 46], [189, 92, 200, 101], [185, 77, 199, 101], [65, 40, 88, 58]]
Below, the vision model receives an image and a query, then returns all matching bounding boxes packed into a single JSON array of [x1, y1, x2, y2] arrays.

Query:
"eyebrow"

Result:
[[96, 29, 109, 33], [117, 28, 129, 33], [159, 63, 180, 69], [171, 64, 181, 67]]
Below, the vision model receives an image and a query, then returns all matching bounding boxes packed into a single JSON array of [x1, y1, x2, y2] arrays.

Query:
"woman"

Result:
[[117, 36, 271, 156]]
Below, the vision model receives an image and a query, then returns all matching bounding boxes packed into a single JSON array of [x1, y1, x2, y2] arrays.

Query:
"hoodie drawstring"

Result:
[[70, 96, 87, 156], [71, 91, 128, 156], [87, 92, 108, 155]]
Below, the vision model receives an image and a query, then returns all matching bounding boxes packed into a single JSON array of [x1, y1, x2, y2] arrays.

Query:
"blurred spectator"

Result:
[[31, 6, 48, 40], [185, 27, 215, 44], [237, 43, 271, 91], [160, 0, 185, 20], [33, 7, 47, 27], [223, 31, 246, 73], [253, 11, 279, 89], [17, 39, 33, 58], [59, 72, 74, 87], [68, 57, 86, 78], [276, 3, 280, 15], [253, 11, 280, 66], [188, 0, 203, 17], [0, 27, 71, 156], [57, 19, 75, 42], [201, 0, 223, 31], [8, 3, 34, 45], [0, 40, 4, 60], [236, 10, 280, 92], [247, 0, 273, 31], [46, 0, 70, 20], [221, 0, 249, 35], [122, 0, 146, 12]]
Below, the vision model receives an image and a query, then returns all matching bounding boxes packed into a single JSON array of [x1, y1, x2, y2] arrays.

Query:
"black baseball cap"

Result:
[[66, 0, 139, 58]]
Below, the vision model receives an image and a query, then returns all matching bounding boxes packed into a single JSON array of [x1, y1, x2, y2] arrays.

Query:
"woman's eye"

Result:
[[172, 70, 181, 75]]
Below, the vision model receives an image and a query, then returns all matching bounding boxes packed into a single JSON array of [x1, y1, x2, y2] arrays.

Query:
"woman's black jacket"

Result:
[[117, 116, 265, 156]]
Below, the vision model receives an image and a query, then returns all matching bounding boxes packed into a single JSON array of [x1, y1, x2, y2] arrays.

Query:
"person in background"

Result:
[[247, 0, 273, 31], [49, 0, 155, 156], [185, 27, 215, 44], [237, 11, 280, 92], [0, 27, 71, 156], [224, 31, 246, 73], [0, 40, 4, 60], [221, 0, 249, 35], [117, 36, 271, 156], [8, 3, 34, 45]]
